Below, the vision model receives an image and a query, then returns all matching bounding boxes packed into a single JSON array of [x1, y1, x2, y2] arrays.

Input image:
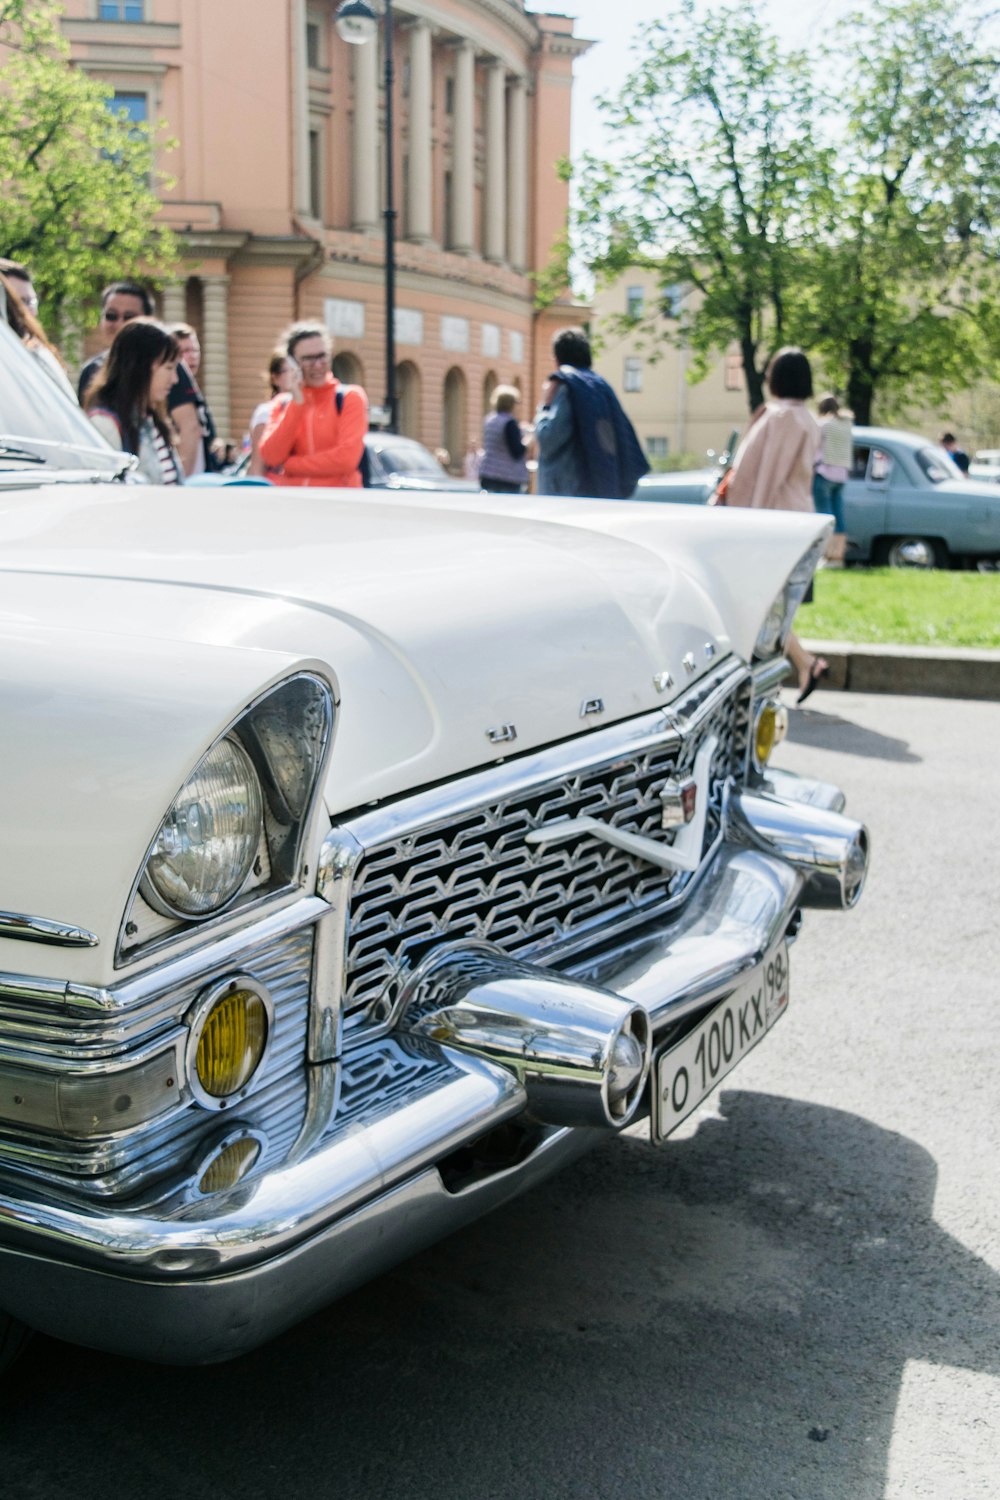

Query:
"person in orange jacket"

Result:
[[259, 321, 368, 487]]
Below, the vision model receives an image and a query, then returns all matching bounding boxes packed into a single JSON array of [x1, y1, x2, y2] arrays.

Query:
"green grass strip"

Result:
[[796, 569, 1000, 649]]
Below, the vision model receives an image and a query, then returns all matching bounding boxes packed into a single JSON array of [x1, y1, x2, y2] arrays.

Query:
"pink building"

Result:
[[61, 0, 591, 459]]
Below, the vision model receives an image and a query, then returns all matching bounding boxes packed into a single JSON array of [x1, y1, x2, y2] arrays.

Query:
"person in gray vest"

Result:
[[479, 385, 529, 493]]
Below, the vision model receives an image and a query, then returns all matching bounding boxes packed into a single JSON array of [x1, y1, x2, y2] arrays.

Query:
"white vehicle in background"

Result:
[[969, 448, 1000, 484], [0, 319, 868, 1370]]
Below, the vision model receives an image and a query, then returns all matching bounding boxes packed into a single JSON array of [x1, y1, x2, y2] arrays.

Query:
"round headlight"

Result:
[[753, 592, 787, 659], [188, 976, 272, 1106], [142, 736, 264, 918]]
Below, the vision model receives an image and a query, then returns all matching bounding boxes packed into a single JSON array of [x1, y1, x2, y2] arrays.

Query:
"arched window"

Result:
[[332, 351, 363, 386], [442, 366, 467, 473], [397, 361, 421, 438], [482, 370, 497, 416]]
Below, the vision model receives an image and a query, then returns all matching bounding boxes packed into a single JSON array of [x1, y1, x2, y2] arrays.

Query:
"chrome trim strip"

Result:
[[310, 830, 363, 1061], [752, 654, 794, 697], [0, 895, 330, 1018], [0, 912, 99, 949]]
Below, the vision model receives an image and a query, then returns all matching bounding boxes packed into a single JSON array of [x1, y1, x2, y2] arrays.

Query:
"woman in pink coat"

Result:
[[727, 347, 829, 703]]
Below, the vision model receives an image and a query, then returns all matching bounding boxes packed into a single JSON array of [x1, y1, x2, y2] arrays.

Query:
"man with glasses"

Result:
[[259, 321, 368, 488], [77, 281, 153, 404]]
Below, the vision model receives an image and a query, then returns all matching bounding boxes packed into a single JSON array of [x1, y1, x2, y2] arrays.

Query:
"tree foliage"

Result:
[[0, 0, 176, 332], [799, 0, 1000, 423], [574, 0, 1000, 425], [574, 0, 827, 413]]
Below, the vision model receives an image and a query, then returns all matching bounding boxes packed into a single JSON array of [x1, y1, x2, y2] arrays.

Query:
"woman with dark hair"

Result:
[[0, 259, 75, 398], [248, 349, 296, 476], [726, 345, 828, 702], [85, 318, 183, 485]]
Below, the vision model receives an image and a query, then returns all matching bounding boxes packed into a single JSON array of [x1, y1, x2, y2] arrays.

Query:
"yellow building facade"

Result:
[[591, 269, 750, 468], [62, 0, 590, 459]]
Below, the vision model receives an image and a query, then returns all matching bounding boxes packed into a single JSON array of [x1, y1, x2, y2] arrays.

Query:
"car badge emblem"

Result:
[[660, 777, 697, 830]]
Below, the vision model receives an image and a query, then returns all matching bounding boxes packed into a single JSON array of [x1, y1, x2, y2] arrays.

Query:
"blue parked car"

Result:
[[630, 425, 1000, 568]]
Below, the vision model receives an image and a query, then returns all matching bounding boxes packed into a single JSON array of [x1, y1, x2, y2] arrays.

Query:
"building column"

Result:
[[291, 0, 311, 217], [484, 60, 506, 263], [161, 281, 187, 326], [200, 274, 231, 441], [506, 76, 528, 272], [452, 38, 475, 254], [351, 20, 379, 230], [407, 19, 433, 242]]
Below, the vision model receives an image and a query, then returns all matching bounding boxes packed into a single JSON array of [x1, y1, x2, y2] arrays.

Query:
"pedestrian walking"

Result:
[[85, 318, 183, 485], [533, 326, 649, 498], [259, 322, 368, 488], [726, 346, 828, 703], [813, 394, 853, 563], [479, 385, 529, 493]]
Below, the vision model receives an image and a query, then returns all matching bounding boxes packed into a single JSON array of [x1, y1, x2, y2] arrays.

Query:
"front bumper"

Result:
[[0, 781, 865, 1363]]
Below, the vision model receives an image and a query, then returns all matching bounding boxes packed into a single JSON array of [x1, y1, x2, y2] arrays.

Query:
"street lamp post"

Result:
[[335, 0, 398, 433]]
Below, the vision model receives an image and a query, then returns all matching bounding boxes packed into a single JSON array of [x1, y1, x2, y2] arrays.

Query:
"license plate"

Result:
[[651, 942, 789, 1143]]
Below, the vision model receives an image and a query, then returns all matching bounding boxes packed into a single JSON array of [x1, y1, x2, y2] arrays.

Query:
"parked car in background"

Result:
[[843, 427, 1000, 567], [968, 449, 1000, 485], [630, 431, 738, 507], [365, 432, 479, 492], [630, 424, 1000, 568], [0, 319, 868, 1370]]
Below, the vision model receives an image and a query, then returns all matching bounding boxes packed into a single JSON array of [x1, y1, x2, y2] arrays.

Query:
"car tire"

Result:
[[882, 536, 948, 569], [0, 1312, 31, 1375]]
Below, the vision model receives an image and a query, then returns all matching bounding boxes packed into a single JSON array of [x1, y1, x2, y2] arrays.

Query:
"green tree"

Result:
[[800, 0, 1000, 425], [573, 0, 828, 414], [0, 0, 176, 332]]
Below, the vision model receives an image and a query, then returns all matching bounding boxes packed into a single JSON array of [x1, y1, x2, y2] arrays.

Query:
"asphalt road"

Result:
[[5, 691, 1000, 1500]]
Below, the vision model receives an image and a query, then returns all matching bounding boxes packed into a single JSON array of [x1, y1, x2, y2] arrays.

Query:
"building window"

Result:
[[647, 436, 669, 460], [724, 353, 744, 391], [445, 76, 454, 114], [309, 128, 322, 219], [624, 357, 643, 393], [443, 169, 453, 249], [626, 286, 644, 319], [306, 21, 321, 68], [99, 1, 145, 19], [108, 91, 148, 128], [662, 283, 685, 319]]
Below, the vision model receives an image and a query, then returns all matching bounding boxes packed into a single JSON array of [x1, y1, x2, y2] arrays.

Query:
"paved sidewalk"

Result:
[[799, 639, 1000, 701]]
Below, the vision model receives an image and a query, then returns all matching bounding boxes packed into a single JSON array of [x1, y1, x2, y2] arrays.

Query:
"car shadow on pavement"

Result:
[[6, 1093, 998, 1500], [785, 705, 922, 764]]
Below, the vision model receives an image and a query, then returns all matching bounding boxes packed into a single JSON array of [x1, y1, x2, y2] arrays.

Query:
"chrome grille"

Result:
[[339, 667, 749, 1033]]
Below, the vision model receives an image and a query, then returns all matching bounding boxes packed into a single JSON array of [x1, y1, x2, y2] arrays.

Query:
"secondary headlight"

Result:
[[141, 735, 264, 918], [753, 537, 827, 660], [187, 976, 273, 1107]]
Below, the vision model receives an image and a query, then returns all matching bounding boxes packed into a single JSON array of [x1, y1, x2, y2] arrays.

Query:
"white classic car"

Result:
[[0, 321, 868, 1368]]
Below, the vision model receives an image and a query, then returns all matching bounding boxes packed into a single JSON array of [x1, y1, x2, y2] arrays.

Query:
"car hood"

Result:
[[0, 485, 826, 981]]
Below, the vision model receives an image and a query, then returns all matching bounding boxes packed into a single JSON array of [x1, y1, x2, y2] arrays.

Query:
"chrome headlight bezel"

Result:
[[752, 535, 827, 662], [139, 734, 265, 921], [117, 672, 335, 966]]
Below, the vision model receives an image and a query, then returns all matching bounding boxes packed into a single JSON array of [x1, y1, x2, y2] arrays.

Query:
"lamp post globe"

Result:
[[334, 0, 377, 45]]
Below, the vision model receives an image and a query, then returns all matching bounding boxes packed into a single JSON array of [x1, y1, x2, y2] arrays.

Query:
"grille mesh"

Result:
[[342, 679, 749, 1030]]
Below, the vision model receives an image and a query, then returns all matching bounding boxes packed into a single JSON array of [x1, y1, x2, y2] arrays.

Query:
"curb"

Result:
[[799, 640, 1000, 702]]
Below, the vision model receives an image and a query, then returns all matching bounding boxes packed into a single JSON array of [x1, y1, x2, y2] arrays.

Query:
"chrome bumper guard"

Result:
[[0, 776, 868, 1363]]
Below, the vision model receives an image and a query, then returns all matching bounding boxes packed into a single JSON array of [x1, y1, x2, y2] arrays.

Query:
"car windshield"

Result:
[[915, 445, 963, 484], [0, 319, 126, 479], [373, 439, 447, 478]]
